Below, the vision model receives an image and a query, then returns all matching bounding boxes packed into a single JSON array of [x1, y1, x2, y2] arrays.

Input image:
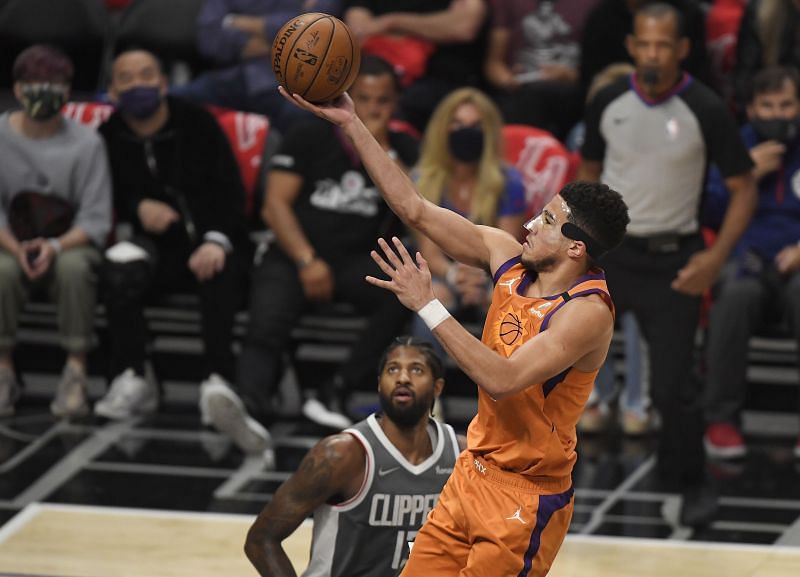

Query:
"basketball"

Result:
[[271, 12, 361, 103]]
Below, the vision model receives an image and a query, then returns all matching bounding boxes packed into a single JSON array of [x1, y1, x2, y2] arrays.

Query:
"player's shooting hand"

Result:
[[299, 257, 334, 302], [188, 242, 226, 282], [277, 86, 356, 128], [671, 248, 724, 295], [367, 237, 436, 312]]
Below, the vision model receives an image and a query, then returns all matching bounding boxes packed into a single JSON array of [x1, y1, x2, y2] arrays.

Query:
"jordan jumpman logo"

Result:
[[506, 506, 527, 524]]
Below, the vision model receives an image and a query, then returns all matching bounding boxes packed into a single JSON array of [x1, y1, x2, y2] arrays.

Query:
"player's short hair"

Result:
[[560, 181, 629, 260], [749, 66, 800, 102], [378, 336, 444, 381], [357, 55, 401, 94], [13, 44, 74, 83]]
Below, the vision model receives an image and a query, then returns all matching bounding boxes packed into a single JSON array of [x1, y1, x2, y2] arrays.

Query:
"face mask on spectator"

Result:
[[448, 125, 484, 163], [117, 85, 162, 119], [20, 83, 67, 120], [751, 117, 800, 144]]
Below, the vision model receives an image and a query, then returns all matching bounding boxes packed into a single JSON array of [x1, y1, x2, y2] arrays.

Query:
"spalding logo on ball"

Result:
[[272, 12, 361, 103]]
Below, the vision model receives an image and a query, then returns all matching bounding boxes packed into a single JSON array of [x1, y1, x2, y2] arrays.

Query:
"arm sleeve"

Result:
[[699, 96, 754, 178], [72, 135, 113, 246], [496, 166, 527, 217], [268, 122, 317, 176], [196, 0, 250, 63], [580, 90, 609, 162]]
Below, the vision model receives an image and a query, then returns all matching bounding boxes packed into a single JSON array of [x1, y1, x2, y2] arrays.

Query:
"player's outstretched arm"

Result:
[[278, 87, 519, 270], [245, 434, 364, 577], [368, 237, 614, 399]]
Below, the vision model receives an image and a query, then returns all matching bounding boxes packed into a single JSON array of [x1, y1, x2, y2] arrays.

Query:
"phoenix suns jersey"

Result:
[[467, 257, 613, 483], [302, 414, 460, 577]]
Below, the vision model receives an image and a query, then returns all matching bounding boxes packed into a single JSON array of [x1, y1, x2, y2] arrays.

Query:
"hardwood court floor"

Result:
[[1, 503, 799, 577]]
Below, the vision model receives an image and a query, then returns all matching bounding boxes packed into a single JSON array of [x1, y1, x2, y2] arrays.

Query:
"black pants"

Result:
[[237, 249, 412, 418], [599, 234, 706, 487], [102, 236, 243, 382]]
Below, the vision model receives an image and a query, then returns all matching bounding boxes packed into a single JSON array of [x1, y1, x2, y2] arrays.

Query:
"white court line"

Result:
[[579, 456, 656, 535], [0, 503, 42, 545]]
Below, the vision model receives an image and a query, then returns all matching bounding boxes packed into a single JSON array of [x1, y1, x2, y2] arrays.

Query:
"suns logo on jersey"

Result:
[[492, 305, 529, 356]]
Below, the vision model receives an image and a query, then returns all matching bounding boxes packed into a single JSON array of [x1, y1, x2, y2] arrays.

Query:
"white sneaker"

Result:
[[199, 375, 274, 465], [302, 397, 352, 430], [95, 369, 158, 419]]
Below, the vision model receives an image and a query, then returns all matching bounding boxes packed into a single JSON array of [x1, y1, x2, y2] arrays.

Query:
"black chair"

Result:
[[114, 0, 209, 80], [0, 0, 111, 94]]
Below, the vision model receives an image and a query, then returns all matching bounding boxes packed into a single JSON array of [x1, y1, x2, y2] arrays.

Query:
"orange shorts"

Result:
[[401, 451, 574, 577]]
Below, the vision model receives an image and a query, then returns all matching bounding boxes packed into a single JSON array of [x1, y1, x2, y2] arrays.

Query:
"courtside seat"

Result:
[[502, 124, 576, 218]]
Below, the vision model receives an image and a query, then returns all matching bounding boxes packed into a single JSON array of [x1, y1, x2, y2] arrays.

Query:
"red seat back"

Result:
[[502, 124, 574, 218]]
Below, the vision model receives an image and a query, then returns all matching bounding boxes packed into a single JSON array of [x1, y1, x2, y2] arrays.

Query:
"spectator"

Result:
[[96, 49, 249, 427], [577, 3, 757, 526], [579, 0, 709, 101], [172, 0, 340, 133], [344, 0, 489, 132], [733, 0, 800, 110], [485, 0, 597, 141], [704, 66, 800, 460], [413, 87, 526, 352], [200, 57, 416, 454], [245, 337, 465, 577], [0, 45, 112, 418]]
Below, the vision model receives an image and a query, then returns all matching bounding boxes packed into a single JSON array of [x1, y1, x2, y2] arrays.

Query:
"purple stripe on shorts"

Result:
[[517, 486, 574, 577]]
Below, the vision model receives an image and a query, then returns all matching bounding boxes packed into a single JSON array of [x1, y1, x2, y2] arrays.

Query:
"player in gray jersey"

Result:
[[245, 337, 466, 577]]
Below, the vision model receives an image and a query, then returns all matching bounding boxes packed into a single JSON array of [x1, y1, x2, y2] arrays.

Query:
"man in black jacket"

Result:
[[97, 49, 252, 435]]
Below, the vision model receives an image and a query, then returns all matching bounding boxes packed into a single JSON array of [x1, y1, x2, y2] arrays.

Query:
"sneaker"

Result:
[[51, 364, 90, 418], [679, 482, 718, 528], [621, 409, 656, 436], [199, 375, 275, 465], [577, 403, 611, 434], [302, 397, 353, 430], [95, 369, 158, 420], [0, 367, 20, 417], [704, 423, 747, 459]]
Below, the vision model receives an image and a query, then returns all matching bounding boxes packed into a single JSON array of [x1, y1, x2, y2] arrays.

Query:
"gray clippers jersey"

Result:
[[301, 413, 460, 577]]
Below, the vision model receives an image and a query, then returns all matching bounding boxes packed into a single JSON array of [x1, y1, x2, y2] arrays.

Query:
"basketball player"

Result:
[[279, 87, 629, 576], [244, 337, 466, 577]]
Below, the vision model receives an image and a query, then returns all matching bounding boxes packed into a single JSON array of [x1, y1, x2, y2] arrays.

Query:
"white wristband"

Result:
[[417, 299, 451, 331]]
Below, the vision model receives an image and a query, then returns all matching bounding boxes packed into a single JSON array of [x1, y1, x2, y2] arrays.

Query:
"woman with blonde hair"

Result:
[[412, 87, 526, 352]]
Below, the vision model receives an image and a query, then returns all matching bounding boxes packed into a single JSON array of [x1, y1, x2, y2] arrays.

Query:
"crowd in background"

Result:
[[2, 0, 800, 482]]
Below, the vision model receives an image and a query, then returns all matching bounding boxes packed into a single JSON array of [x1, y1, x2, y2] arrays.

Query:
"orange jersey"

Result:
[[467, 257, 614, 483]]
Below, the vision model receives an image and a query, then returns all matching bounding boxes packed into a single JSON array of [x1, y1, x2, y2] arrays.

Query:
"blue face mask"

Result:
[[117, 85, 162, 119]]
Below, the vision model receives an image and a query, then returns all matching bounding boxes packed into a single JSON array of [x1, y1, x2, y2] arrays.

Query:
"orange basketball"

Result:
[[271, 12, 361, 103]]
